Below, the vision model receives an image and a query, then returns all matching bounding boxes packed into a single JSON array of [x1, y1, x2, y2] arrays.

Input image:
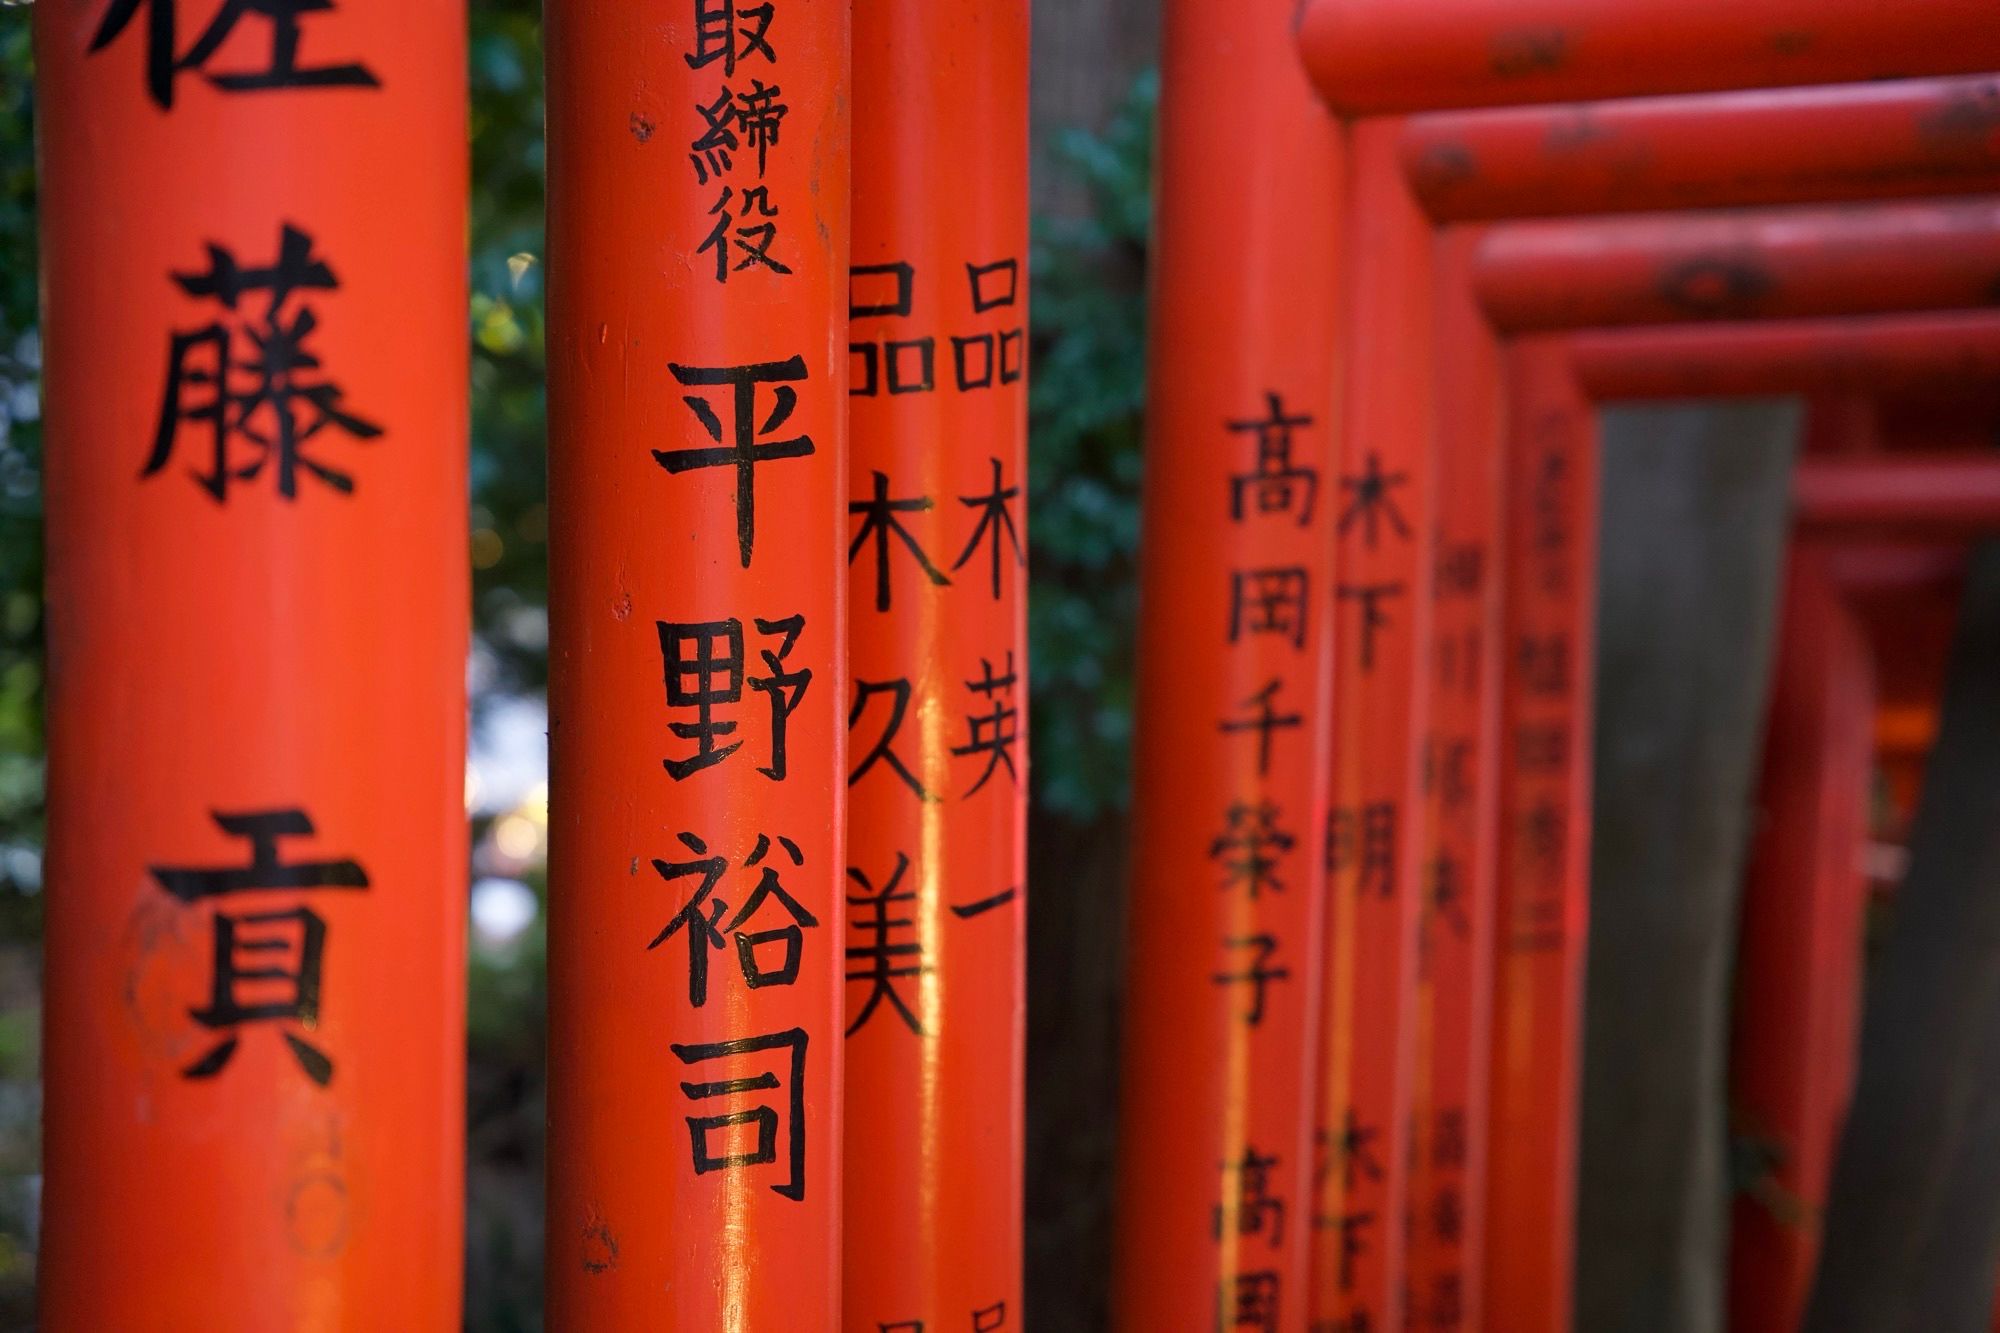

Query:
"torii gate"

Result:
[[1115, 3, 2000, 1329]]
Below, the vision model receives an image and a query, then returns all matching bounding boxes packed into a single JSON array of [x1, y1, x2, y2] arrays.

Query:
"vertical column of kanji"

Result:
[[844, 2, 1029, 1329], [1307, 119, 1438, 1333], [1484, 337, 1598, 1333], [543, 1, 848, 1326], [35, 0, 467, 1326], [1405, 228, 1505, 1333], [1110, 0, 1344, 1327]]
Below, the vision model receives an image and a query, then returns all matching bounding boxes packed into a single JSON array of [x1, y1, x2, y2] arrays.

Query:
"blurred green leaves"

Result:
[[1027, 72, 1154, 820], [468, 0, 551, 692], [0, 16, 42, 895]]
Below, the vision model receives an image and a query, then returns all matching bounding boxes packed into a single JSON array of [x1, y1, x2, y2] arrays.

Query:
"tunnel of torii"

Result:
[[25, 0, 2000, 1329], [1116, 3, 2000, 1332]]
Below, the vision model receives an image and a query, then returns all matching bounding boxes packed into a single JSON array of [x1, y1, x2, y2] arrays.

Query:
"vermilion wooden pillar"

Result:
[[1112, 0, 1344, 1323], [1729, 546, 1875, 1333], [845, 2, 1031, 1328], [543, 4, 850, 1325], [1406, 228, 1505, 1333], [35, 1, 468, 1325], [1308, 119, 1437, 1333], [1485, 337, 1598, 1333]]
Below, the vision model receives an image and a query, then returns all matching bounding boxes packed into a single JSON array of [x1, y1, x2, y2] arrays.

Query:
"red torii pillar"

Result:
[[1487, 337, 1599, 1333], [36, 1, 468, 1324], [1729, 543, 1877, 1333], [1393, 75, 2000, 1333], [1396, 103, 2000, 1329], [1200, 7, 2000, 1331], [1113, 0, 1344, 1323], [1405, 228, 1507, 1333], [1308, 120, 1438, 1332], [1507, 321, 2000, 1331], [845, 2, 1032, 1327], [1476, 233, 2000, 1333], [543, 4, 850, 1326], [1410, 87, 2000, 1333]]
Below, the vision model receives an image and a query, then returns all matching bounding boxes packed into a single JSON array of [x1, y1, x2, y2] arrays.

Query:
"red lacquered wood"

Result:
[[36, 4, 468, 1324], [844, 3, 1032, 1327], [544, 2, 851, 1324], [1297, 0, 2000, 115], [1570, 313, 2000, 400], [1728, 547, 1875, 1333], [1406, 227, 1506, 1333], [1112, 0, 1345, 1324], [1477, 200, 2000, 333], [1485, 338, 1598, 1333], [1307, 120, 1437, 1333], [1406, 77, 2000, 222]]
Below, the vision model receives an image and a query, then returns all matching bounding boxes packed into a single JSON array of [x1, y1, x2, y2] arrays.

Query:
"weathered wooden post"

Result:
[[543, 2, 850, 1324], [1578, 397, 1798, 1333], [35, 0, 468, 1323], [844, 2, 1031, 1328], [1111, 0, 1344, 1323]]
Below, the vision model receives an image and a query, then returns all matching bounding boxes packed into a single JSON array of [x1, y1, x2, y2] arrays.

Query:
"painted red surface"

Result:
[[1307, 121, 1437, 1333], [36, 1, 469, 1324], [1112, 0, 1344, 1324], [1477, 200, 2000, 333], [1485, 339, 1597, 1333], [845, 3, 1032, 1328], [544, 1, 850, 1324], [1297, 0, 2000, 114], [1405, 77, 2000, 222]]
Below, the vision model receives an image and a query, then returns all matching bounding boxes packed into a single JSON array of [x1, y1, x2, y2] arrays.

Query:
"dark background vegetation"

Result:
[[0, 3, 1164, 1326]]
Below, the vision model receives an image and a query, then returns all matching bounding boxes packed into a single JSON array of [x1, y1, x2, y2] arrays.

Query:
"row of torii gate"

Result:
[[26, 0, 2000, 1328]]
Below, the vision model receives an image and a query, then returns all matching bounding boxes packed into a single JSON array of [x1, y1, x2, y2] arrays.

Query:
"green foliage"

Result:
[[1026, 72, 1154, 820], [468, 0, 551, 692], [0, 15, 43, 899]]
